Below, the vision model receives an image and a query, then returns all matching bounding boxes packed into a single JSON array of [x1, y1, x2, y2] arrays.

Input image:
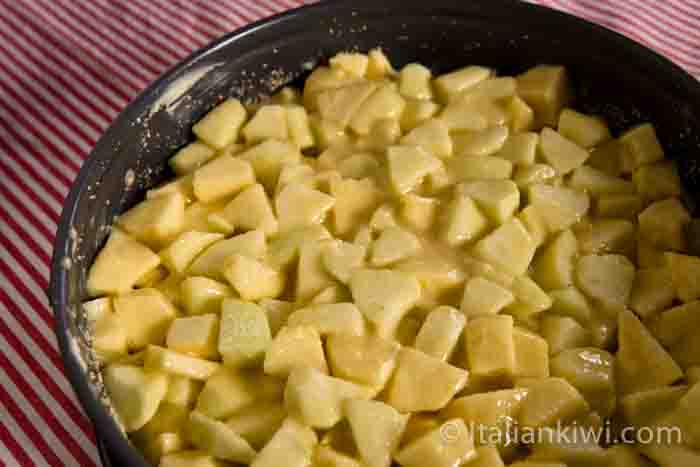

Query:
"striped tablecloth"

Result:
[[0, 1, 698, 465]]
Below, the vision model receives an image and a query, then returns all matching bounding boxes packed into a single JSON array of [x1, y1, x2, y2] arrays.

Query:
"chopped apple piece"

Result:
[[189, 411, 256, 463], [649, 301, 700, 349], [370, 227, 422, 267], [452, 127, 509, 159], [569, 166, 635, 196], [638, 198, 690, 251], [192, 156, 255, 203], [196, 367, 279, 419], [387, 145, 443, 195], [317, 82, 377, 127], [320, 240, 366, 284], [497, 132, 538, 166], [87, 229, 161, 297], [287, 303, 365, 337], [330, 52, 369, 77], [400, 99, 440, 131], [530, 424, 608, 466], [617, 309, 683, 394], [251, 418, 317, 467], [350, 85, 405, 135], [276, 183, 335, 233], [295, 240, 337, 302], [449, 155, 513, 184], [350, 268, 422, 338], [513, 163, 557, 189], [665, 252, 700, 303], [242, 105, 288, 143], [414, 306, 466, 361], [638, 444, 700, 467], [461, 277, 515, 317], [398, 63, 433, 100], [264, 325, 327, 377], [595, 193, 644, 220], [533, 229, 578, 290], [165, 376, 202, 408], [118, 192, 186, 248], [465, 315, 516, 377], [386, 347, 467, 412], [576, 218, 636, 256], [400, 194, 438, 231], [550, 347, 615, 417], [337, 153, 380, 179], [548, 287, 592, 324], [473, 218, 536, 276], [516, 65, 572, 127], [225, 401, 285, 449], [576, 254, 635, 308], [160, 231, 224, 275], [528, 184, 590, 232], [314, 446, 361, 467], [540, 315, 591, 355], [222, 255, 284, 301], [218, 299, 271, 368], [284, 366, 373, 429], [513, 327, 550, 378], [619, 123, 664, 171], [193, 98, 247, 149], [144, 345, 220, 380], [518, 205, 549, 247], [326, 333, 399, 390], [188, 230, 266, 279], [466, 447, 506, 467], [267, 225, 331, 270], [395, 418, 476, 467], [439, 195, 489, 247], [633, 160, 681, 202], [344, 399, 408, 467], [330, 177, 384, 237], [286, 105, 315, 149], [433, 66, 492, 102], [629, 268, 675, 319], [217, 184, 278, 236], [113, 288, 177, 350], [239, 139, 301, 191], [400, 118, 452, 159], [103, 364, 168, 432], [180, 276, 232, 315], [518, 377, 588, 428], [170, 141, 216, 175], [166, 314, 219, 359], [557, 109, 611, 148]]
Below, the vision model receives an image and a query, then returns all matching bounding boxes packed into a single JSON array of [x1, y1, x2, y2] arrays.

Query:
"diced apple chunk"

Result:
[[264, 325, 327, 377], [533, 229, 578, 290], [118, 192, 186, 248], [251, 418, 317, 467], [449, 155, 513, 183], [398, 63, 433, 100], [218, 299, 271, 368], [414, 306, 466, 361], [326, 333, 399, 390], [548, 287, 591, 324], [286, 105, 315, 149], [331, 177, 384, 237], [370, 227, 422, 267], [461, 277, 515, 317], [551, 347, 615, 417], [170, 141, 216, 175], [439, 195, 488, 247], [225, 401, 285, 449], [222, 254, 285, 301], [633, 161, 681, 202], [516, 65, 572, 127], [166, 314, 219, 359], [400, 99, 440, 131], [321, 240, 366, 284], [239, 140, 301, 191], [284, 366, 373, 429], [387, 145, 443, 195], [317, 82, 377, 127], [576, 254, 635, 308], [193, 156, 255, 203], [433, 66, 491, 102], [473, 218, 536, 276], [218, 184, 278, 236], [344, 399, 408, 467], [180, 276, 232, 315], [528, 184, 590, 232], [113, 288, 177, 350], [617, 309, 683, 395], [350, 268, 422, 338], [276, 182, 335, 233], [619, 123, 664, 171], [518, 377, 588, 428], [400, 118, 452, 159], [569, 166, 635, 196], [629, 268, 675, 319], [196, 367, 280, 419], [350, 85, 405, 135], [557, 109, 611, 148], [144, 345, 220, 380], [649, 301, 700, 348], [193, 98, 247, 149], [242, 105, 288, 143], [458, 180, 520, 225], [87, 229, 161, 297], [465, 315, 516, 377], [160, 231, 224, 275], [103, 364, 168, 432], [496, 132, 538, 166], [638, 198, 690, 251], [540, 315, 591, 355], [665, 252, 700, 303], [466, 447, 506, 467], [395, 418, 476, 467], [188, 230, 266, 279], [595, 193, 644, 220], [287, 303, 365, 337], [518, 205, 549, 247], [189, 411, 256, 463]]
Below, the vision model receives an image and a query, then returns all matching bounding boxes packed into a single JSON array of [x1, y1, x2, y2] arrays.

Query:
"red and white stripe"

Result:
[[0, 1, 697, 465]]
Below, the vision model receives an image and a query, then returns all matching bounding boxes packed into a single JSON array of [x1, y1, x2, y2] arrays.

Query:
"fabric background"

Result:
[[0, 0, 698, 465]]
